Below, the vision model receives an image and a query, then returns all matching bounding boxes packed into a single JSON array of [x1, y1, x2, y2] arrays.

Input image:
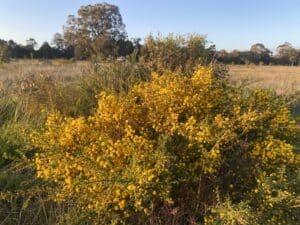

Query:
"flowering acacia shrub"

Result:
[[32, 66, 299, 224]]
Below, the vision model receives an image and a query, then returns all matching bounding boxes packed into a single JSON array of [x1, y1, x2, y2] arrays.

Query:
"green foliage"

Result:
[[204, 198, 257, 225], [72, 61, 151, 115], [0, 44, 10, 63], [140, 34, 215, 73], [63, 3, 127, 59], [249, 165, 300, 225]]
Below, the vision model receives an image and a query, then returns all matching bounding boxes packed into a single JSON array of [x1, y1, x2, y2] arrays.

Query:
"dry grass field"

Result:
[[229, 65, 300, 94], [1, 61, 299, 93], [229, 65, 300, 117], [0, 59, 91, 82]]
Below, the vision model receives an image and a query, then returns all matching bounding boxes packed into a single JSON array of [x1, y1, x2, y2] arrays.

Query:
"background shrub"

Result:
[[0, 44, 10, 63]]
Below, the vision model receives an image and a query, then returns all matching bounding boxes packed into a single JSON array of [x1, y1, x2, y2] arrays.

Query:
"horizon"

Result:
[[0, 0, 300, 51]]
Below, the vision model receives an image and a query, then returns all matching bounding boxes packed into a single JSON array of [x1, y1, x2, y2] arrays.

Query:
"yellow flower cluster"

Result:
[[32, 66, 297, 221], [251, 135, 294, 167], [250, 168, 299, 225]]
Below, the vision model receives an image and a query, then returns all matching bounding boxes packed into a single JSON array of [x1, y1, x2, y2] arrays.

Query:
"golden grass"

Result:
[[1, 60, 299, 95], [0, 59, 91, 82], [229, 65, 300, 94]]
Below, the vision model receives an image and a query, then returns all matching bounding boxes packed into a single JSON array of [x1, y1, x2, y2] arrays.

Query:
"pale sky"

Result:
[[0, 0, 299, 51]]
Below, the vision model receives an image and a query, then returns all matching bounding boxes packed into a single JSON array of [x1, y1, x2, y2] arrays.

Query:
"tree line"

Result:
[[0, 2, 300, 66], [0, 38, 73, 61], [216, 42, 300, 66]]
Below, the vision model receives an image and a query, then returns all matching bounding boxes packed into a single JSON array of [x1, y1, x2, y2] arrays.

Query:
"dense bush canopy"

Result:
[[32, 66, 299, 224]]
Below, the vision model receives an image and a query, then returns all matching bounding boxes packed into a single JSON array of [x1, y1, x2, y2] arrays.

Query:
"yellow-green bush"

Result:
[[32, 66, 299, 224], [140, 34, 215, 74], [204, 198, 257, 225], [0, 44, 10, 63]]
